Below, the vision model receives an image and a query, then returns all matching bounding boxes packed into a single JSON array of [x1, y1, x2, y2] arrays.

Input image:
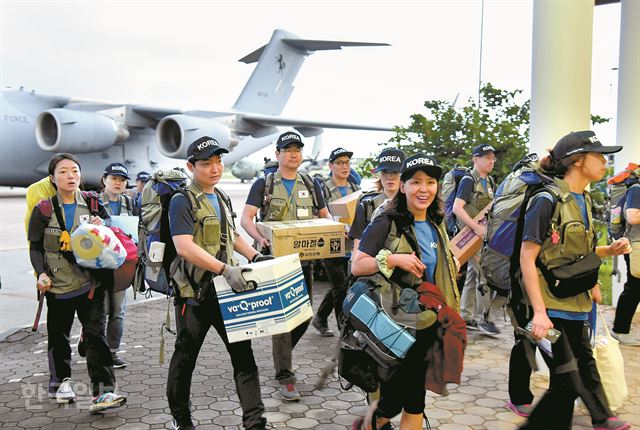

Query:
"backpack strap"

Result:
[[215, 187, 236, 230], [80, 191, 101, 216], [261, 173, 276, 221]]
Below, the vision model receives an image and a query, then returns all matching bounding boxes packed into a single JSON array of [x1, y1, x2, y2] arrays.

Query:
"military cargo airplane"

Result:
[[0, 29, 390, 187]]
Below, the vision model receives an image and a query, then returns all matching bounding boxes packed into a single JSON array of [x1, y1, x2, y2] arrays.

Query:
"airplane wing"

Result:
[[239, 113, 394, 136]]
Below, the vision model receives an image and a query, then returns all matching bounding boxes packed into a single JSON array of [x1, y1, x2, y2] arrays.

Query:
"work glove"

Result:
[[221, 265, 255, 293], [251, 253, 274, 263]]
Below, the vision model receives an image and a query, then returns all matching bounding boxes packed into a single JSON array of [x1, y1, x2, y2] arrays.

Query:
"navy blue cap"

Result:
[[276, 132, 304, 150], [187, 136, 229, 162], [472, 144, 496, 157], [329, 147, 353, 162], [400, 153, 442, 181], [104, 162, 130, 179], [374, 148, 405, 173], [136, 171, 150, 182], [552, 131, 622, 160]]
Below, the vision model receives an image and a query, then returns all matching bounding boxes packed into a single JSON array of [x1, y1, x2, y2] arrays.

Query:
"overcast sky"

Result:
[[1, 0, 622, 161]]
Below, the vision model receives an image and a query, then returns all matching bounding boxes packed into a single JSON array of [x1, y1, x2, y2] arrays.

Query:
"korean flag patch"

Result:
[[298, 190, 309, 199], [79, 214, 91, 224]]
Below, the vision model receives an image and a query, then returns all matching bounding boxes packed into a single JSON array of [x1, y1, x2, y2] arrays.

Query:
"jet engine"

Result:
[[36, 109, 129, 153], [156, 114, 231, 159]]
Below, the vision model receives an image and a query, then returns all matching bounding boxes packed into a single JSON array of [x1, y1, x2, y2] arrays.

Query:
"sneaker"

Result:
[[465, 320, 478, 331], [77, 332, 87, 358], [171, 419, 196, 430], [280, 383, 301, 402], [593, 417, 631, 430], [111, 354, 127, 369], [611, 331, 640, 347], [55, 378, 75, 403], [312, 316, 335, 337], [89, 392, 127, 412], [506, 401, 533, 417], [478, 320, 501, 337]]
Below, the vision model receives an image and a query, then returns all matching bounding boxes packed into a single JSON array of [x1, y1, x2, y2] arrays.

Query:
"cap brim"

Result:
[[401, 165, 443, 182], [189, 147, 230, 161], [588, 145, 623, 154], [109, 172, 130, 180], [374, 164, 402, 173], [278, 142, 304, 149]]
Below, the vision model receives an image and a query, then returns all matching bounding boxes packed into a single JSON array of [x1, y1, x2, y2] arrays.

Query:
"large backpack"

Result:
[[137, 169, 189, 296], [479, 154, 554, 295], [607, 163, 640, 240], [315, 175, 360, 203], [441, 167, 472, 237]]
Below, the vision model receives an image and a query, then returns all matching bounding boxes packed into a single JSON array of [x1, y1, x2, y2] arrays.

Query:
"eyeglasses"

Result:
[[280, 147, 302, 154], [332, 160, 350, 166]]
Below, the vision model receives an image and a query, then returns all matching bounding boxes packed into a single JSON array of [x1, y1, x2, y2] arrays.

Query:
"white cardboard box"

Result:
[[214, 254, 313, 343]]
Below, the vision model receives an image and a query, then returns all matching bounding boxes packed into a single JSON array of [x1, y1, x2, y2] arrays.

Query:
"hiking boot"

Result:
[[312, 316, 335, 337], [280, 383, 301, 402], [593, 417, 631, 430], [77, 332, 87, 358], [465, 320, 478, 331], [478, 320, 501, 337], [111, 353, 127, 369], [506, 401, 533, 417], [55, 378, 75, 403], [171, 419, 197, 430], [89, 392, 127, 412], [612, 331, 640, 347]]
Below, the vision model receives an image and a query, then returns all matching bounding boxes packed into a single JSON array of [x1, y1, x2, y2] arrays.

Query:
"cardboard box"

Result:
[[257, 218, 345, 260], [329, 190, 363, 225], [449, 203, 492, 265], [214, 254, 313, 343]]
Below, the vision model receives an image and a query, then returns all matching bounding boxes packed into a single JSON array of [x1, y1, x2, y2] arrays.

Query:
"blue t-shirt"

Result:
[[414, 221, 439, 284], [205, 193, 221, 218], [108, 201, 121, 216], [570, 192, 589, 228], [479, 178, 487, 192], [282, 178, 296, 197], [337, 186, 349, 197], [62, 203, 76, 231]]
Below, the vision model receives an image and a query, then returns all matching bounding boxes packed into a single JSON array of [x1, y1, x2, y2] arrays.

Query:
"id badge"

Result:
[[297, 208, 309, 218]]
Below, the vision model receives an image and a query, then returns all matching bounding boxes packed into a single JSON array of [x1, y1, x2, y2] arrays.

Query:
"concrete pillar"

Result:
[[529, 0, 594, 155], [612, 0, 640, 304]]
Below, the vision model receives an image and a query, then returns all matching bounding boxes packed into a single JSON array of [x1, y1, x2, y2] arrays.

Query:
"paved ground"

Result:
[[0, 281, 638, 430]]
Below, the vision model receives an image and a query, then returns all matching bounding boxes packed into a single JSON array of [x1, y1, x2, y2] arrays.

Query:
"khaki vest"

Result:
[[171, 183, 236, 299], [457, 169, 494, 229], [100, 191, 135, 217], [262, 171, 316, 221], [384, 217, 460, 312], [43, 190, 94, 294], [537, 178, 595, 312]]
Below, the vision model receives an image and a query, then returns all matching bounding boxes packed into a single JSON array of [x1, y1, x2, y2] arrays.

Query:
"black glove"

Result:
[[222, 265, 255, 293], [251, 253, 274, 263]]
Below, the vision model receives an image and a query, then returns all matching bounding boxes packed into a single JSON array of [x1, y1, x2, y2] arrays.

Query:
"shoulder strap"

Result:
[[215, 187, 236, 230], [81, 191, 101, 216], [51, 195, 68, 232], [261, 173, 275, 220]]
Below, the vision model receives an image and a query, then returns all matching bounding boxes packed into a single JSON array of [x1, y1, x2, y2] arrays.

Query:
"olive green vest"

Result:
[[384, 221, 460, 312], [537, 178, 595, 312], [100, 191, 135, 216], [43, 190, 94, 294], [262, 171, 316, 221], [171, 183, 236, 299], [457, 169, 494, 229], [624, 184, 640, 243]]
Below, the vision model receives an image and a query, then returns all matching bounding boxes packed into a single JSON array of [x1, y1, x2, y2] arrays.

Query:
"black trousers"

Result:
[[518, 318, 612, 430], [613, 253, 640, 334], [166, 295, 266, 429], [45, 287, 115, 397], [316, 257, 349, 325]]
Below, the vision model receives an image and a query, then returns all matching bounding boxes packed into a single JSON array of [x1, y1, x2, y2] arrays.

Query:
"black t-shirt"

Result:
[[349, 200, 368, 240], [244, 175, 326, 210], [359, 214, 394, 257], [522, 192, 555, 245], [455, 176, 475, 203]]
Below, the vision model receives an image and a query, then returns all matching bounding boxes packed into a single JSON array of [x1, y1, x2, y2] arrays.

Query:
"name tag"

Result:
[[298, 190, 309, 199], [79, 214, 91, 224], [297, 208, 309, 218]]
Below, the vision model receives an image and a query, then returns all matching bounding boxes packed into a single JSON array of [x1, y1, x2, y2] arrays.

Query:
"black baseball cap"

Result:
[[374, 148, 405, 173], [400, 153, 443, 182], [104, 162, 130, 179], [551, 131, 622, 160], [276, 131, 304, 150], [187, 136, 229, 162], [136, 171, 150, 183], [472, 144, 496, 157], [329, 147, 354, 163]]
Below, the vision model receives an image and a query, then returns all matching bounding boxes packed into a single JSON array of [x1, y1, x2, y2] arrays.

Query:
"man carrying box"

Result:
[[313, 147, 361, 337], [241, 131, 330, 402], [452, 143, 500, 336], [166, 136, 270, 430]]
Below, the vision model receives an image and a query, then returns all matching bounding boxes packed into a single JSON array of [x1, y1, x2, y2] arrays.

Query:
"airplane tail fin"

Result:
[[232, 29, 388, 116], [310, 134, 323, 160]]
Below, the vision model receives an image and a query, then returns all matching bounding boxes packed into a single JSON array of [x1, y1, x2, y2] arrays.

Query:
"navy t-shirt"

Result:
[[626, 185, 640, 212], [522, 192, 555, 245], [455, 176, 475, 203], [245, 176, 325, 210]]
